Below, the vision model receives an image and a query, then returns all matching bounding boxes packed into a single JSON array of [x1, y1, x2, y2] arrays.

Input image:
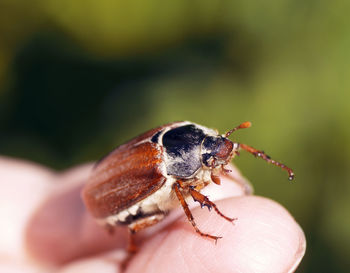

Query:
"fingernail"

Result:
[[223, 164, 254, 195], [287, 225, 306, 273]]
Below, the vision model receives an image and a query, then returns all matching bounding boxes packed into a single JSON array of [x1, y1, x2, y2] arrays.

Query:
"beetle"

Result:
[[82, 121, 294, 246]]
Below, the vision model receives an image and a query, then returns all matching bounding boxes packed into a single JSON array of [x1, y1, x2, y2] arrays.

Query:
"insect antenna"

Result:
[[239, 143, 295, 181], [225, 121, 294, 180], [225, 121, 252, 137]]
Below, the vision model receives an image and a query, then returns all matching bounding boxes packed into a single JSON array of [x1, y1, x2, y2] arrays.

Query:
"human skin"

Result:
[[0, 156, 306, 273]]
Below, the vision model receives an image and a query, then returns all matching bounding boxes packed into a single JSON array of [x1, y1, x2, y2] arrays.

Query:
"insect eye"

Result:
[[202, 153, 214, 167]]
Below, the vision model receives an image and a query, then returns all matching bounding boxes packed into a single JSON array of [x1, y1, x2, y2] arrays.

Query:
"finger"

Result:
[[56, 250, 125, 273], [25, 164, 128, 265], [0, 156, 54, 263], [24, 162, 251, 265], [127, 196, 306, 273]]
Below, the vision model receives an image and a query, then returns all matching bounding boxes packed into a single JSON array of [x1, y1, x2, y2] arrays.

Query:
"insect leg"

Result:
[[211, 173, 221, 185], [127, 229, 138, 254], [189, 187, 237, 223], [121, 230, 138, 270], [173, 182, 222, 243], [128, 213, 165, 234]]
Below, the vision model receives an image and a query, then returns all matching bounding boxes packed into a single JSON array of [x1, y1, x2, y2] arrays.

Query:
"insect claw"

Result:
[[288, 172, 295, 181], [214, 236, 222, 245], [222, 167, 232, 173], [229, 217, 238, 225]]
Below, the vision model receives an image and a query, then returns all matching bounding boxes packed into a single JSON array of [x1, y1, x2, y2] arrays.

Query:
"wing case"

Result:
[[82, 141, 166, 219]]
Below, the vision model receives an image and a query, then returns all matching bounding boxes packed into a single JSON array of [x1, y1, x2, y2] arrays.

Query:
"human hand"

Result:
[[0, 156, 305, 273]]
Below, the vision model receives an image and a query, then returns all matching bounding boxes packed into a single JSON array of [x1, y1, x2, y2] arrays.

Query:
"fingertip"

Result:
[[214, 196, 306, 273], [128, 196, 305, 273]]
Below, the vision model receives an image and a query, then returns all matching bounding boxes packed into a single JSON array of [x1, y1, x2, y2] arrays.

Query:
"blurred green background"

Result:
[[0, 0, 349, 272]]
